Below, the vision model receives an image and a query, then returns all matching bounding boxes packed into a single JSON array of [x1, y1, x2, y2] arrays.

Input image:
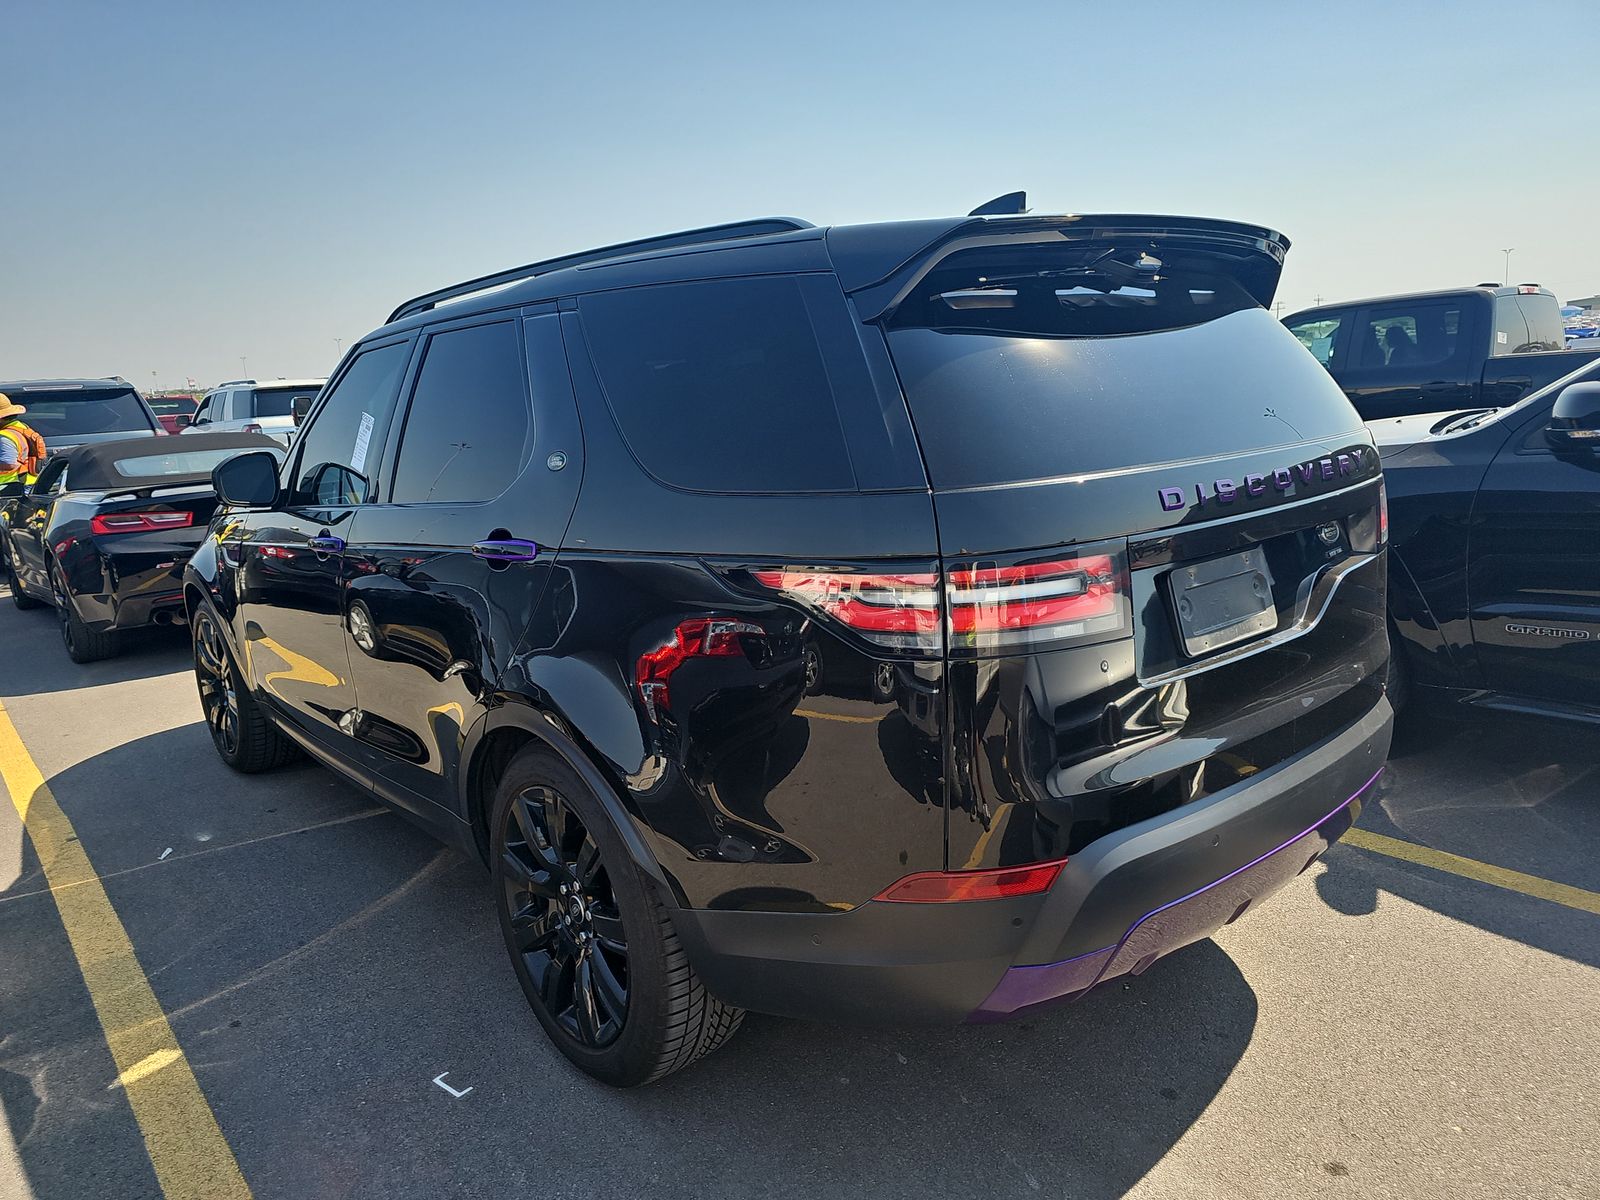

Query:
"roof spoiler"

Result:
[[839, 214, 1292, 322], [386, 217, 815, 324]]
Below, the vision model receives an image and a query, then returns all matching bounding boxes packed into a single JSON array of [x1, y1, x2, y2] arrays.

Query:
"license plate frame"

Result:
[[1170, 547, 1278, 658]]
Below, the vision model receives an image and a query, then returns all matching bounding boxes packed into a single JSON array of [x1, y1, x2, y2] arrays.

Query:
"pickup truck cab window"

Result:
[[1286, 312, 1346, 367]]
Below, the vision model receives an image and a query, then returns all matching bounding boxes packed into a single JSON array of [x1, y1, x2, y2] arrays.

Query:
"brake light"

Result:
[[90, 510, 195, 536], [635, 617, 763, 720], [242, 423, 264, 433], [751, 569, 940, 652], [875, 858, 1068, 903], [947, 543, 1129, 655]]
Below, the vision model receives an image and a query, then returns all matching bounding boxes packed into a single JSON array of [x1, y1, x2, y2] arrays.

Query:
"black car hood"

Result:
[[1365, 408, 1500, 460]]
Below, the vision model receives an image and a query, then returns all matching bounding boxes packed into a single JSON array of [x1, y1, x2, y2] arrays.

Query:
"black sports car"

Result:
[[1, 431, 280, 662]]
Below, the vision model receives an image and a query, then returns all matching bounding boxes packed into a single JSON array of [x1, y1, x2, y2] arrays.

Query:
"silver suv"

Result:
[[182, 378, 323, 445]]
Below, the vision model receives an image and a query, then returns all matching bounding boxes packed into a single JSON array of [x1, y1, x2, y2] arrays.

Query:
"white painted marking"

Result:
[[158, 847, 173, 860], [433, 1072, 473, 1098]]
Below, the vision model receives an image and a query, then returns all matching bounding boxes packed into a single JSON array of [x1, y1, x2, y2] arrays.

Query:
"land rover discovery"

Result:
[[188, 203, 1393, 1086]]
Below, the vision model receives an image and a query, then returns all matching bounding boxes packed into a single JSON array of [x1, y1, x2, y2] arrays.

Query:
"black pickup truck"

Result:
[[1283, 285, 1600, 420]]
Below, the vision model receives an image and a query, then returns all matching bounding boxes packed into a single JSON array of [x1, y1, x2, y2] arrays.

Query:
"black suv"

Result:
[[187, 208, 1392, 1085], [0, 378, 164, 454]]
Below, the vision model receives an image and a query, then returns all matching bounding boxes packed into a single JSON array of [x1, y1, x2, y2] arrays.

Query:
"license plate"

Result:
[[1170, 547, 1277, 657]]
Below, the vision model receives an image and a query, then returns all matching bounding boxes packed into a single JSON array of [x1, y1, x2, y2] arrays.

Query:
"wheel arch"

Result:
[[460, 700, 686, 908]]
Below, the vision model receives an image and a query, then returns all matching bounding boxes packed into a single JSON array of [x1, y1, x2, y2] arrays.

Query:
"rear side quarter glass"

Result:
[[1492, 295, 1531, 355], [1514, 295, 1567, 352], [576, 275, 859, 494]]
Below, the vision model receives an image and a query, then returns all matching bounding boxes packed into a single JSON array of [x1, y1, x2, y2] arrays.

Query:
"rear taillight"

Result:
[[242, 422, 264, 434], [748, 545, 1130, 660], [947, 544, 1129, 656], [875, 858, 1068, 902], [90, 510, 195, 536], [750, 569, 941, 653], [635, 617, 763, 720]]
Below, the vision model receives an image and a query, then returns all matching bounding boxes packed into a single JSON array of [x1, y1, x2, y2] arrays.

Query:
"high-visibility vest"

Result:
[[0, 422, 47, 485]]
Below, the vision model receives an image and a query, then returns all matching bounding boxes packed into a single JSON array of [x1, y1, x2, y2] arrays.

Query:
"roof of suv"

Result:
[[0, 378, 140, 392], [1285, 284, 1557, 320], [378, 211, 1292, 337]]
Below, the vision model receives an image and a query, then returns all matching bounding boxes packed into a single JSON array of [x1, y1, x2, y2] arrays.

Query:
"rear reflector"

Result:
[[90, 510, 195, 536], [876, 859, 1068, 903]]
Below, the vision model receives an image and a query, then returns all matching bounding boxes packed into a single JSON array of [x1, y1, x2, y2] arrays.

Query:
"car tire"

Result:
[[51, 564, 119, 663], [191, 605, 297, 772], [1385, 630, 1410, 716], [6, 557, 41, 610], [491, 745, 743, 1087]]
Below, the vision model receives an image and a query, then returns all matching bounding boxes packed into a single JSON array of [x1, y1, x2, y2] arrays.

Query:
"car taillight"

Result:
[[90, 510, 195, 536], [875, 858, 1068, 903], [947, 542, 1130, 656], [242, 423, 264, 434], [635, 617, 764, 720], [750, 568, 941, 653]]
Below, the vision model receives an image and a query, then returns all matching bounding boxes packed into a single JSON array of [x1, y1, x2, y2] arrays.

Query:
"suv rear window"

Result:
[[252, 386, 320, 418], [884, 245, 1361, 489], [11, 387, 152, 438], [578, 276, 856, 493]]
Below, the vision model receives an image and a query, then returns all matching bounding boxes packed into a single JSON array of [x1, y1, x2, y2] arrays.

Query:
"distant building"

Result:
[[1568, 295, 1600, 311]]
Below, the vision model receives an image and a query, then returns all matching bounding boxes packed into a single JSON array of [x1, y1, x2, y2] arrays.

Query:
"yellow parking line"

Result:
[[1342, 827, 1600, 917], [795, 707, 879, 724], [0, 699, 251, 1200]]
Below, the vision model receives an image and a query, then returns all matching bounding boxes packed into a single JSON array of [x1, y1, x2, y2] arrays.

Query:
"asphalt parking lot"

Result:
[[1, 611, 1596, 1200]]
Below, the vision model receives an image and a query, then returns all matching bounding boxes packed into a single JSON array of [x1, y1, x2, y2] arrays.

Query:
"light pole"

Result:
[[239, 356, 248, 379], [334, 336, 343, 358], [151, 370, 158, 393], [1501, 248, 1514, 286]]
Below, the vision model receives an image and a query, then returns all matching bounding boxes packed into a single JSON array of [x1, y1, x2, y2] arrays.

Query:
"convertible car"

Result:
[[1, 431, 280, 662]]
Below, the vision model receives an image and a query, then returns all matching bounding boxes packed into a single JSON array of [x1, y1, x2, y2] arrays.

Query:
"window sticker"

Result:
[[350, 411, 375, 473], [1496, 331, 1508, 345]]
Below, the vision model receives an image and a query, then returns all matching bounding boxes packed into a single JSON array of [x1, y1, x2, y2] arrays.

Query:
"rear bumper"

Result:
[[672, 693, 1391, 1024]]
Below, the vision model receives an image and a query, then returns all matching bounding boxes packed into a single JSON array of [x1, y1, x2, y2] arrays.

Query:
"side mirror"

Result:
[[1547, 381, 1600, 451], [212, 451, 281, 508], [175, 413, 193, 428], [291, 395, 314, 427]]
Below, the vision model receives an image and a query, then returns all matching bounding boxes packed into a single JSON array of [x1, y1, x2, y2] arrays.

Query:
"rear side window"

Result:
[[1509, 294, 1566, 353], [389, 321, 530, 504], [1491, 296, 1531, 355], [884, 245, 1360, 489], [579, 276, 855, 493], [12, 387, 151, 437]]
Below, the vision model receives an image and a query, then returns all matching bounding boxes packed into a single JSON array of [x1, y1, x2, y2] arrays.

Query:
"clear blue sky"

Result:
[[4, 0, 1595, 389]]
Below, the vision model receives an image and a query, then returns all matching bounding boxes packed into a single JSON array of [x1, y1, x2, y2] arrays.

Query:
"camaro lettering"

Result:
[[1161, 449, 1372, 514], [1505, 623, 1591, 640]]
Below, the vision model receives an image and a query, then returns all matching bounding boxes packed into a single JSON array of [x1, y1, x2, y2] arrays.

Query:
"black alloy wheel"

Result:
[[191, 606, 296, 772], [51, 562, 117, 663], [6, 556, 41, 610], [491, 746, 743, 1086], [501, 784, 631, 1049]]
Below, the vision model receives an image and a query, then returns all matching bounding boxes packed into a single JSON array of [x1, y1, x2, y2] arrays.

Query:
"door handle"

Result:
[[309, 534, 345, 554], [471, 537, 539, 562]]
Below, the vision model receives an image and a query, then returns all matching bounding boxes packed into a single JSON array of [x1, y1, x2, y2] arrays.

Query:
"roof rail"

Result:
[[214, 378, 257, 387], [386, 217, 815, 325]]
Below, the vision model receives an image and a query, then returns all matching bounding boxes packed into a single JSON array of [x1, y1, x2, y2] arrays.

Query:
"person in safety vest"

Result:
[[0, 393, 48, 486]]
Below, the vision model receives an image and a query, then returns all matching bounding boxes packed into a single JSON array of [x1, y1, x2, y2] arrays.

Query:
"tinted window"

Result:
[[579, 276, 855, 493], [887, 308, 1360, 489], [1513, 295, 1566, 353], [147, 396, 197, 416], [389, 321, 530, 504], [1287, 313, 1344, 368], [192, 394, 216, 424], [12, 388, 152, 437], [113, 447, 270, 478], [1492, 296, 1530, 356], [253, 385, 320, 418], [1354, 304, 1461, 368], [290, 342, 409, 505]]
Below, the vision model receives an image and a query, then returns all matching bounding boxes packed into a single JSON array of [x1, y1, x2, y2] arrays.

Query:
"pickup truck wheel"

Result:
[[52, 564, 119, 663], [1385, 641, 1410, 715], [492, 746, 743, 1086]]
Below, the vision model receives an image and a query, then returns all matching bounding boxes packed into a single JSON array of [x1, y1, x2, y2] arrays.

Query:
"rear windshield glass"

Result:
[[579, 276, 855, 493], [12, 388, 151, 437], [253, 386, 320, 418], [147, 396, 197, 416], [885, 247, 1361, 489], [111, 447, 264, 479]]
